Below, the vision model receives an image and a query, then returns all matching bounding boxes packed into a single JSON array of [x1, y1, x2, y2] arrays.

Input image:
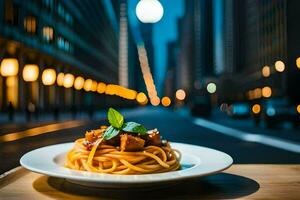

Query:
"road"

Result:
[[1, 107, 300, 174]]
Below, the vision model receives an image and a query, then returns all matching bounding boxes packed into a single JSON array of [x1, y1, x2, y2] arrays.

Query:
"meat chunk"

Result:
[[144, 129, 162, 146], [85, 129, 104, 143], [120, 134, 145, 151]]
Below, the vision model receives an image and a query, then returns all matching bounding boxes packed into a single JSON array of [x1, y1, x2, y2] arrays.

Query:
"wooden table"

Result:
[[1, 165, 300, 199]]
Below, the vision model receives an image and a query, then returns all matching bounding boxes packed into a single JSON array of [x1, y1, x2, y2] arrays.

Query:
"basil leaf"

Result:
[[103, 126, 120, 140], [122, 122, 147, 134], [108, 108, 124, 129]]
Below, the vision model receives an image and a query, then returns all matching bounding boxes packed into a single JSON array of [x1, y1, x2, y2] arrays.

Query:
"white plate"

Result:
[[20, 142, 233, 188]]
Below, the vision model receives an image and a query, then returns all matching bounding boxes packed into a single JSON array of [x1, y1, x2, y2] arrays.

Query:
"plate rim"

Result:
[[20, 142, 233, 184]]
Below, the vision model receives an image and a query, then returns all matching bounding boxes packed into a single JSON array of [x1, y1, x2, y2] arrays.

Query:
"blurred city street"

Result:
[[1, 107, 300, 174]]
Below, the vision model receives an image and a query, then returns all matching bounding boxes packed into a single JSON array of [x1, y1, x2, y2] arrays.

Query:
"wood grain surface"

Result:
[[1, 165, 300, 199]]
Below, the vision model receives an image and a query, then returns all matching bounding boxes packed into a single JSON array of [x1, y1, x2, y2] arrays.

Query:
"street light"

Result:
[[262, 86, 272, 98], [150, 96, 160, 106], [207, 82, 217, 94], [252, 104, 261, 114], [296, 57, 300, 69], [97, 82, 106, 94], [0, 58, 19, 76], [22, 64, 39, 82], [91, 80, 98, 92], [136, 92, 147, 104], [161, 96, 171, 107], [262, 65, 270, 77], [42, 69, 56, 86], [136, 0, 164, 23], [275, 60, 285, 72], [74, 76, 85, 90], [57, 72, 64, 86], [175, 89, 186, 100], [63, 73, 74, 88], [83, 79, 93, 91]]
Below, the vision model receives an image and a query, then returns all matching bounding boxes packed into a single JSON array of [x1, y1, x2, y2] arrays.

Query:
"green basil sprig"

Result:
[[103, 108, 147, 140]]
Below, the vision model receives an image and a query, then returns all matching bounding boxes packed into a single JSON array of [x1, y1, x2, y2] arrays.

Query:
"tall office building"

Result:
[[217, 0, 300, 102], [0, 0, 129, 110]]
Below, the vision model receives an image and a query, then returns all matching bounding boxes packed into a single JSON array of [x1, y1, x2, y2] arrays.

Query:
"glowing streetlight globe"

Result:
[[207, 82, 217, 94], [136, 0, 164, 23], [0, 58, 19, 77], [63, 73, 74, 88], [74, 76, 85, 90], [42, 69, 56, 86], [22, 64, 39, 82]]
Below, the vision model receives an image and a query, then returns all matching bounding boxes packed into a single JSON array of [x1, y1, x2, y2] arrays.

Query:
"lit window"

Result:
[[57, 36, 72, 52], [24, 16, 37, 34], [42, 26, 54, 42]]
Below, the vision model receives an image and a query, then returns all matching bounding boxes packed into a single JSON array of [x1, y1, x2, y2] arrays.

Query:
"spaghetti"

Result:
[[65, 137, 180, 174]]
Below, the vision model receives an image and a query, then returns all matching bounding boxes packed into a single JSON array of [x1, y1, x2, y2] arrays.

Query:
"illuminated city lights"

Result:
[[254, 88, 262, 99], [297, 104, 300, 114], [296, 57, 300, 69], [97, 82, 106, 94], [262, 86, 272, 98], [275, 60, 285, 72], [137, 45, 159, 103], [136, 92, 148, 104], [91, 80, 98, 92], [6, 76, 18, 107], [22, 64, 39, 82], [57, 73, 64, 86], [252, 104, 261, 114], [0, 58, 19, 77], [136, 0, 164, 23], [161, 96, 171, 107], [207, 82, 217, 94], [42, 69, 56, 86], [83, 79, 93, 91], [176, 89, 186, 100], [150, 96, 160, 106], [74, 76, 85, 90], [262, 65, 270, 77], [63, 73, 74, 88]]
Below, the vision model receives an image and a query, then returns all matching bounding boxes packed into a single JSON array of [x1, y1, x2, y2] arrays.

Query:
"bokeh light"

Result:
[[207, 82, 217, 94], [262, 65, 270, 77], [91, 80, 98, 92], [42, 69, 56, 86], [297, 104, 300, 114], [150, 96, 160, 106], [136, 92, 148, 104], [97, 82, 106, 94], [296, 57, 300, 69], [136, 0, 164, 23], [22, 64, 39, 82], [161, 96, 171, 107], [262, 86, 272, 98], [175, 89, 186, 100], [74, 76, 85, 90], [275, 60, 285, 72], [252, 104, 261, 114], [84, 79, 93, 91], [63, 73, 74, 88], [0, 58, 19, 77], [56, 72, 64, 86]]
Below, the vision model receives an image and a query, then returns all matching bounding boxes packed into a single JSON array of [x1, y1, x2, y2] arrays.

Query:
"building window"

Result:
[[57, 36, 72, 52], [42, 26, 54, 42], [24, 16, 37, 34], [4, 0, 18, 25]]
